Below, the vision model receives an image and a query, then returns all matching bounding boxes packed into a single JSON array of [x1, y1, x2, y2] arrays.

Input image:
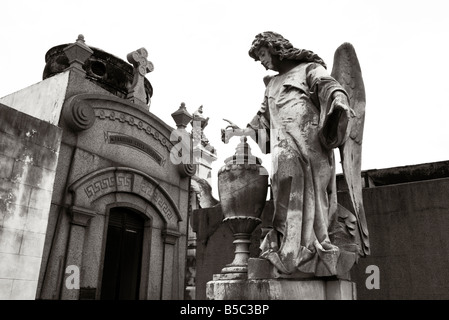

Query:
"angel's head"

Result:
[[248, 31, 327, 69]]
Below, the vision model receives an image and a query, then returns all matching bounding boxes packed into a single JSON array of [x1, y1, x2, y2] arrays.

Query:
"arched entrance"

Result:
[[100, 207, 145, 300], [59, 167, 184, 300]]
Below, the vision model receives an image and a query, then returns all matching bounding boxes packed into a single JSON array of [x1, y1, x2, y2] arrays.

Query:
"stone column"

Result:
[[160, 229, 181, 300], [60, 206, 96, 300]]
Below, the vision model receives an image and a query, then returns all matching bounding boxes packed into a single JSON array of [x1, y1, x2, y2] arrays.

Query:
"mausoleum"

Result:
[[0, 35, 199, 300]]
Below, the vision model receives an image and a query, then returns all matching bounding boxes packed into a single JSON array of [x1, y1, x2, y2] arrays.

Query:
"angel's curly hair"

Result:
[[248, 31, 327, 69]]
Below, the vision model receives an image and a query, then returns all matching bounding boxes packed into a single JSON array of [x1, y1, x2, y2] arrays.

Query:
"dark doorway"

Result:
[[100, 207, 145, 300]]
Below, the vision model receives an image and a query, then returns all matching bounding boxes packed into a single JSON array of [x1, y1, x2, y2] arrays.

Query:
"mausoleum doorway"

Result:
[[100, 207, 145, 300]]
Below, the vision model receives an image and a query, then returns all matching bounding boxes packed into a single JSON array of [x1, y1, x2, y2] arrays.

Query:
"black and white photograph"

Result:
[[1, 0, 448, 311]]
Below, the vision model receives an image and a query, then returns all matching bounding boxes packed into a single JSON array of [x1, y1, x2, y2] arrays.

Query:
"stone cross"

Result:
[[127, 48, 154, 107]]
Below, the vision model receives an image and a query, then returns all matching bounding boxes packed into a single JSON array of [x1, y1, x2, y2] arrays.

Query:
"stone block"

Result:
[[35, 119, 63, 151], [0, 279, 13, 299], [11, 160, 40, 187], [26, 146, 59, 171], [17, 255, 42, 281], [1, 178, 33, 205], [0, 227, 23, 255], [206, 278, 356, 300], [0, 252, 20, 278], [19, 231, 46, 258], [28, 188, 52, 211], [10, 161, 56, 192], [24, 207, 49, 234], [326, 279, 356, 300], [2, 203, 29, 230], [10, 279, 38, 300], [36, 167, 58, 191], [0, 154, 15, 179], [0, 132, 21, 158]]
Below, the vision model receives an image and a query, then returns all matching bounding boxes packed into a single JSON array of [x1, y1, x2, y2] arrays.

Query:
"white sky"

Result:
[[2, 0, 449, 193]]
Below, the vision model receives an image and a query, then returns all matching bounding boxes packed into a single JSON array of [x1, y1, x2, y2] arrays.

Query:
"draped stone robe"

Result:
[[248, 62, 351, 275]]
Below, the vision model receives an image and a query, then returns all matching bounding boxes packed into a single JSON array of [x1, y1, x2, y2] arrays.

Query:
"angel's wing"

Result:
[[331, 43, 370, 256]]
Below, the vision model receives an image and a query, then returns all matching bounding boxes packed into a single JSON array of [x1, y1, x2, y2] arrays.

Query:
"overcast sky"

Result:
[[2, 0, 449, 192]]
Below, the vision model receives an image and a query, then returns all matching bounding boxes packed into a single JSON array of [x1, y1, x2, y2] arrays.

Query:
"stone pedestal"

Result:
[[206, 258, 356, 300], [206, 277, 356, 300]]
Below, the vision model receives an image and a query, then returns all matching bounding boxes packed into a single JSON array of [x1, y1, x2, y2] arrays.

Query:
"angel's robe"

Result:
[[248, 62, 351, 275]]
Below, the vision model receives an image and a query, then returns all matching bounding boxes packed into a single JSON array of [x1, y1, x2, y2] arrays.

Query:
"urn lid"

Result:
[[223, 137, 262, 166]]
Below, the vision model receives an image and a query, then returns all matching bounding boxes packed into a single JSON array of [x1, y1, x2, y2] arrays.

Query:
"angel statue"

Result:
[[221, 31, 369, 276]]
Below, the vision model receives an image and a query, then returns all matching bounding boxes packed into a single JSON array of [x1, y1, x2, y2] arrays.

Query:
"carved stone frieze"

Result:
[[69, 167, 182, 227]]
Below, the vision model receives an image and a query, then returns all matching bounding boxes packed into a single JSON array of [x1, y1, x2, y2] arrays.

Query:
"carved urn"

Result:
[[218, 137, 268, 274]]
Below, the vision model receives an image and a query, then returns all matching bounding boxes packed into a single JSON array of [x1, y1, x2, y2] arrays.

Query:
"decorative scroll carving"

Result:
[[178, 163, 197, 178], [63, 99, 95, 131]]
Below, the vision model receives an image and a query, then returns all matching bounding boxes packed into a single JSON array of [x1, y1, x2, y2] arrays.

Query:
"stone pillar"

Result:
[[186, 106, 218, 300], [191, 105, 217, 185], [60, 206, 96, 300], [161, 229, 181, 300]]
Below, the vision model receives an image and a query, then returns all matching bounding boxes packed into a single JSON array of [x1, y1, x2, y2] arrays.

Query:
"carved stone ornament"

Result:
[[68, 167, 182, 230], [70, 205, 97, 227], [217, 137, 269, 276], [178, 163, 197, 178], [62, 96, 96, 131], [63, 34, 93, 74], [127, 48, 154, 107], [171, 102, 193, 130]]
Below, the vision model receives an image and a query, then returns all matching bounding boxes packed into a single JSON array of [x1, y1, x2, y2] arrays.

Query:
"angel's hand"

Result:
[[328, 94, 357, 119], [221, 119, 253, 144], [221, 119, 239, 144], [223, 119, 241, 130]]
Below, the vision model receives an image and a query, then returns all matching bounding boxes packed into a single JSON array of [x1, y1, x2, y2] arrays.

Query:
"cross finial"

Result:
[[127, 48, 154, 108]]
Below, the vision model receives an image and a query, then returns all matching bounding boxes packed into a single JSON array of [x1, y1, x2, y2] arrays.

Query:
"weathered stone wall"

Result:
[[349, 177, 449, 300], [0, 103, 62, 299]]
